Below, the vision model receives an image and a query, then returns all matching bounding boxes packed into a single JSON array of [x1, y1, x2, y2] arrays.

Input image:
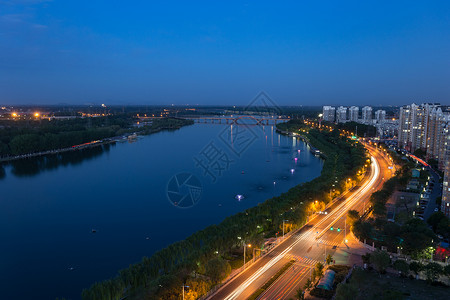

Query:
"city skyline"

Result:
[[1, 1, 450, 105]]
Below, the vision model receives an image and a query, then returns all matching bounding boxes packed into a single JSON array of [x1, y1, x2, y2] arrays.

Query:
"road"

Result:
[[423, 166, 442, 220], [207, 144, 393, 300]]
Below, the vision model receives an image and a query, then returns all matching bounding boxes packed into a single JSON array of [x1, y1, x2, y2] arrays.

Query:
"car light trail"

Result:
[[220, 155, 380, 300]]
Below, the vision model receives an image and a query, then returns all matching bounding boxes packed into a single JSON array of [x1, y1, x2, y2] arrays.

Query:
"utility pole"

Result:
[[344, 219, 347, 243]]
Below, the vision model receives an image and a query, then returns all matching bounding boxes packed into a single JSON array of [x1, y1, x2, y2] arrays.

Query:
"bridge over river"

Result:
[[183, 115, 291, 125]]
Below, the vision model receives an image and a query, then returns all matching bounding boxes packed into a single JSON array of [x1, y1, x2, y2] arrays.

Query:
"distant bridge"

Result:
[[183, 115, 291, 125]]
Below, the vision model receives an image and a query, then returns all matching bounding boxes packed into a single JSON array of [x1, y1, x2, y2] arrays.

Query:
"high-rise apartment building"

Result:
[[349, 106, 359, 122], [322, 106, 336, 122], [426, 107, 445, 160], [438, 119, 450, 170], [375, 110, 386, 124], [441, 130, 450, 217], [398, 104, 416, 151], [362, 106, 372, 124], [397, 103, 440, 152], [336, 106, 347, 123]]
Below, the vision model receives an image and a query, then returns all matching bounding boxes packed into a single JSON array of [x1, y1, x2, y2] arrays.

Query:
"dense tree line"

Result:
[[0, 116, 193, 157], [335, 121, 377, 138], [81, 120, 367, 300]]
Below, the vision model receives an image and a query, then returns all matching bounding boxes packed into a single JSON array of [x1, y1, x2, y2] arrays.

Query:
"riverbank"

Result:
[[81, 120, 367, 300], [0, 117, 193, 163]]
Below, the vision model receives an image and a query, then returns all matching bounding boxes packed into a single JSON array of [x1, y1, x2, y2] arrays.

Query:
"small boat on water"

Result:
[[91, 229, 97, 233]]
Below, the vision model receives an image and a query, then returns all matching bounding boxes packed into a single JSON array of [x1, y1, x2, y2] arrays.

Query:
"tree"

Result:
[[335, 283, 358, 300], [205, 257, 231, 284], [326, 254, 333, 265], [353, 220, 373, 240], [361, 252, 371, 265], [424, 262, 443, 282], [370, 250, 390, 273], [347, 210, 359, 228], [393, 259, 409, 276], [443, 265, 450, 277], [427, 212, 446, 232], [295, 287, 304, 300], [311, 268, 317, 282], [303, 278, 313, 291], [315, 262, 324, 279], [409, 261, 423, 277], [373, 201, 387, 218]]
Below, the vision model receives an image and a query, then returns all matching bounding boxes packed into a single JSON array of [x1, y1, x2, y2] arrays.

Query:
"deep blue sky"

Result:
[[1, 1, 449, 106]]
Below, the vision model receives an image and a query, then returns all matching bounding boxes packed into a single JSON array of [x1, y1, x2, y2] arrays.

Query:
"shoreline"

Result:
[[0, 123, 190, 164]]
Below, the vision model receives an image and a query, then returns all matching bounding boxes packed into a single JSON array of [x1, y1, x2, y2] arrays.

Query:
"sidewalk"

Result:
[[332, 233, 370, 267]]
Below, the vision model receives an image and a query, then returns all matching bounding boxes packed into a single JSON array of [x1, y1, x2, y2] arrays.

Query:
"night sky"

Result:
[[1, 1, 449, 106]]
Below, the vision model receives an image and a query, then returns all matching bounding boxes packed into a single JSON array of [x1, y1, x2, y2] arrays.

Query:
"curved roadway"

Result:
[[207, 143, 393, 300]]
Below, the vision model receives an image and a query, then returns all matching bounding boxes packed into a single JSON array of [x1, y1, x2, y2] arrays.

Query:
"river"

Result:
[[0, 122, 323, 299]]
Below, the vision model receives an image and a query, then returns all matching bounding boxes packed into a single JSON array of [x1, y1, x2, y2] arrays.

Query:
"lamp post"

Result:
[[182, 285, 189, 300], [282, 219, 289, 239], [244, 243, 251, 270], [343, 219, 349, 244]]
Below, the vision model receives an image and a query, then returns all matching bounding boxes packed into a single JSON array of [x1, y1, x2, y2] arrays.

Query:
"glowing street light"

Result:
[[244, 243, 252, 269]]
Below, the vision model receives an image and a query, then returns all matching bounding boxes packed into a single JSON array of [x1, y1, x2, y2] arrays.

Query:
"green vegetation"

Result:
[[370, 250, 391, 273], [393, 259, 410, 276], [427, 212, 450, 240], [335, 266, 449, 300], [81, 120, 367, 300], [309, 264, 351, 299], [246, 260, 295, 300], [335, 121, 377, 137], [351, 154, 437, 258], [205, 257, 231, 284], [295, 287, 305, 300], [0, 116, 193, 157]]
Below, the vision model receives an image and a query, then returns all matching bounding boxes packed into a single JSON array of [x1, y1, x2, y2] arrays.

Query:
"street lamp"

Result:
[[283, 219, 289, 239], [243, 243, 251, 269], [182, 285, 189, 300]]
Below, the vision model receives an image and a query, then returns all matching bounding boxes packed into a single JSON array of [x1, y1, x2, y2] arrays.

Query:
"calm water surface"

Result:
[[0, 123, 323, 299]]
